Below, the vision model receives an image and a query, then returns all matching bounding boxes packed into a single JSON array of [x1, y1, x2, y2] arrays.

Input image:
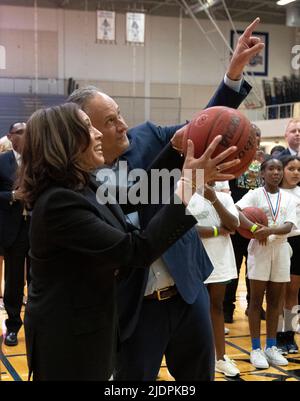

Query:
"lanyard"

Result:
[[263, 188, 281, 225]]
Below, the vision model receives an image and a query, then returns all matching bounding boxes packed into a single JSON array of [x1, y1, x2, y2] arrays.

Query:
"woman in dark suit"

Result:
[[18, 103, 239, 381]]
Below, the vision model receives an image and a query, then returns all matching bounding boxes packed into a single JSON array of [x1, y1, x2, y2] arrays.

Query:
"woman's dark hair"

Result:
[[260, 156, 283, 172], [18, 102, 91, 208], [280, 154, 300, 169], [251, 123, 261, 138], [270, 145, 285, 156], [278, 155, 300, 187]]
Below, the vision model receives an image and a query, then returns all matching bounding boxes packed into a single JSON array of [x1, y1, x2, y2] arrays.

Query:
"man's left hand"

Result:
[[226, 17, 265, 81]]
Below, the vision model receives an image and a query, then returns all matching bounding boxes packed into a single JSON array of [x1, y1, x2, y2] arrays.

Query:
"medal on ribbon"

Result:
[[263, 188, 281, 227]]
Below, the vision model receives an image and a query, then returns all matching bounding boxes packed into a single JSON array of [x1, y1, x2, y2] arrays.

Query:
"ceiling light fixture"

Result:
[[188, 0, 221, 14], [276, 0, 297, 6]]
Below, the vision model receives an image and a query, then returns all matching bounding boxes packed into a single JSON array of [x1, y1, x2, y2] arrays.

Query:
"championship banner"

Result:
[[97, 10, 116, 43], [126, 12, 145, 44], [0, 45, 6, 69]]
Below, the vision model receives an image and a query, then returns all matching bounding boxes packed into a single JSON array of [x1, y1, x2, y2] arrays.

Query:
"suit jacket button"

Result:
[[114, 269, 119, 276]]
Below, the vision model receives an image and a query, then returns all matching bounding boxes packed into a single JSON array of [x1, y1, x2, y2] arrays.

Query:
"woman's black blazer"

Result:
[[25, 183, 196, 381]]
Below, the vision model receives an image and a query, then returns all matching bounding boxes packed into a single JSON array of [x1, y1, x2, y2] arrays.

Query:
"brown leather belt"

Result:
[[144, 286, 178, 301]]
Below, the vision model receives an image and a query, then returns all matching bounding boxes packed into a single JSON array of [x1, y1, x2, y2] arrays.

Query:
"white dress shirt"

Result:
[[13, 149, 21, 166]]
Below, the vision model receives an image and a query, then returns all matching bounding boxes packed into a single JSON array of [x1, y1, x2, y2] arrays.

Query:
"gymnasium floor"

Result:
[[1, 268, 299, 382]]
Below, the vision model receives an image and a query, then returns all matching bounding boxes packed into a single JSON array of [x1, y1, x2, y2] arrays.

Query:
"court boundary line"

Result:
[[0, 336, 23, 382], [225, 339, 300, 381], [0, 353, 23, 381]]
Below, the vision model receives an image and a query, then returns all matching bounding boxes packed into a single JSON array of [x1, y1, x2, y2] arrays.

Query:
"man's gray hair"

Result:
[[67, 86, 101, 111]]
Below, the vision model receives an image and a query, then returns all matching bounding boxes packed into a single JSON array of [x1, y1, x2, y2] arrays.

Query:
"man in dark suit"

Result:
[[68, 18, 264, 380], [278, 118, 300, 158], [0, 122, 30, 346]]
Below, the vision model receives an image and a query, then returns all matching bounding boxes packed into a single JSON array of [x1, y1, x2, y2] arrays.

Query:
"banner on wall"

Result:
[[97, 10, 116, 43], [0, 45, 6, 69], [126, 12, 145, 44]]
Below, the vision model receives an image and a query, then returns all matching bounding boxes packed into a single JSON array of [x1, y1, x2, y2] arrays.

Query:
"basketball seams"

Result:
[[235, 119, 256, 166], [205, 109, 225, 157], [183, 106, 256, 178]]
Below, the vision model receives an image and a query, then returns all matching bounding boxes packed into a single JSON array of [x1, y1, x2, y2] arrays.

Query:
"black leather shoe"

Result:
[[224, 311, 233, 324], [4, 332, 18, 346]]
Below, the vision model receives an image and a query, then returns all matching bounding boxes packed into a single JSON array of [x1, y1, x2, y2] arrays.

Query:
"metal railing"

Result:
[[243, 102, 296, 122], [0, 77, 66, 95], [264, 102, 295, 120], [1, 76, 297, 124]]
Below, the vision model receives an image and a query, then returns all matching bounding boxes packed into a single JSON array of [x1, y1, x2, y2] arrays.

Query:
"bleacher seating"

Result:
[[0, 94, 66, 137], [263, 74, 300, 120]]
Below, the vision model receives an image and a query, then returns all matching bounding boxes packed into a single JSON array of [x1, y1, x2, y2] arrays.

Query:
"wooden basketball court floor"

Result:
[[0, 264, 299, 382]]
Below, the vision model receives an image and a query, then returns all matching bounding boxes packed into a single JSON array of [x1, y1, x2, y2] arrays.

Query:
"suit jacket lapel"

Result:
[[105, 202, 128, 229], [8, 150, 17, 181], [87, 181, 127, 230]]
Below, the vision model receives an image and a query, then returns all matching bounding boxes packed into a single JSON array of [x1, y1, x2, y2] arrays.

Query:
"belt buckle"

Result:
[[157, 286, 172, 301]]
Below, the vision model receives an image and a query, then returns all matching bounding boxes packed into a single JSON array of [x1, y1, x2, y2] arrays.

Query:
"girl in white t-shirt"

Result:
[[277, 155, 300, 355], [188, 183, 240, 377], [236, 158, 297, 370]]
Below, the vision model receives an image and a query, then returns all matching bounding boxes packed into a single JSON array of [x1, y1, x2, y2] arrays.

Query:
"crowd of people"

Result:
[[0, 17, 299, 381]]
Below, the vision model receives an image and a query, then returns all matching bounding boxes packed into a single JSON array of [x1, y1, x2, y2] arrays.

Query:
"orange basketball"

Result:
[[237, 207, 268, 239], [183, 106, 257, 178]]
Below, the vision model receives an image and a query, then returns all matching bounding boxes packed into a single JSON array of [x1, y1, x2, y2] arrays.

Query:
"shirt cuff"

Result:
[[224, 74, 243, 93]]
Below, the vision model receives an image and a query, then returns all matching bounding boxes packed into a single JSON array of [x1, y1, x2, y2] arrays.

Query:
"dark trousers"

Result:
[[115, 284, 214, 381], [3, 219, 30, 333], [223, 232, 250, 314]]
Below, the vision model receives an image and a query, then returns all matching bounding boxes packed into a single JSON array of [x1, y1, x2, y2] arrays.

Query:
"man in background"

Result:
[[278, 118, 300, 158], [68, 18, 264, 380], [0, 122, 30, 346]]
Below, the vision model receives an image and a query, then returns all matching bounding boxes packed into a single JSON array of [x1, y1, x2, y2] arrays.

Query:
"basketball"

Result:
[[237, 207, 268, 239], [183, 106, 257, 177]]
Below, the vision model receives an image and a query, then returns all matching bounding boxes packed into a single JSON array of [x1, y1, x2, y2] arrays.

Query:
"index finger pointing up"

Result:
[[242, 17, 260, 39]]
